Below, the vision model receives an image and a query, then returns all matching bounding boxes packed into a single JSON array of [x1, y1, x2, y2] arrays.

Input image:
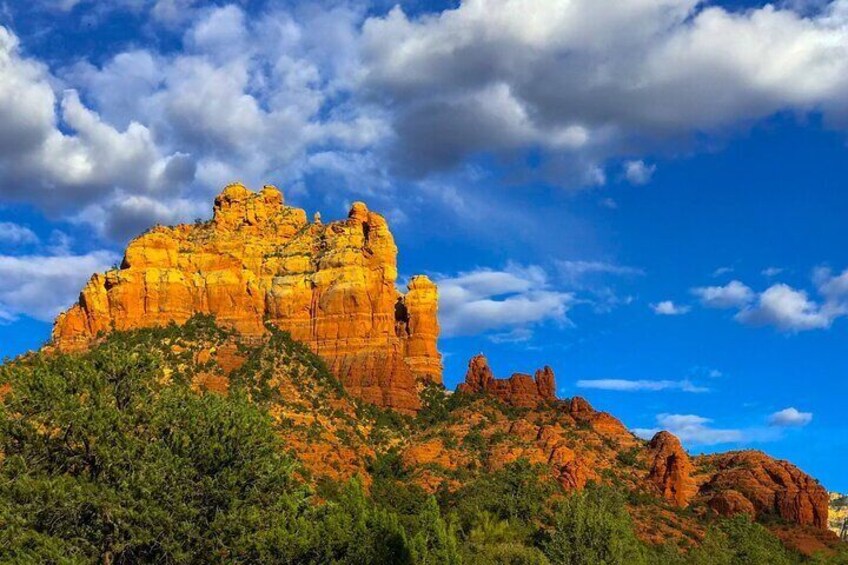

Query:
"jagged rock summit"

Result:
[[51, 183, 442, 413], [457, 353, 556, 408]]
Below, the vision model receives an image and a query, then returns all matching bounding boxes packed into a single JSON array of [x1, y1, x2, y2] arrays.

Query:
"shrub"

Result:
[[445, 459, 558, 530], [408, 497, 461, 565], [690, 515, 793, 565], [542, 485, 648, 565]]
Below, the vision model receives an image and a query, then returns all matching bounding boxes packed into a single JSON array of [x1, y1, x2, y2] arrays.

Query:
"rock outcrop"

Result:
[[695, 451, 829, 528], [647, 431, 697, 507], [456, 354, 556, 408], [51, 183, 442, 413]]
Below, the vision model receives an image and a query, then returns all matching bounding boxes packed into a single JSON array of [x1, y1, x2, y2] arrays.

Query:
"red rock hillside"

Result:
[[51, 183, 441, 413], [443, 355, 832, 551], [46, 184, 834, 553]]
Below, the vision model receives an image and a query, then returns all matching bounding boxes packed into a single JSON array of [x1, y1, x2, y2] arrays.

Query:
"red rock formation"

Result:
[[456, 354, 556, 408], [51, 183, 442, 413], [707, 490, 756, 519], [696, 451, 829, 528], [565, 396, 636, 444], [647, 431, 697, 507], [568, 396, 594, 417]]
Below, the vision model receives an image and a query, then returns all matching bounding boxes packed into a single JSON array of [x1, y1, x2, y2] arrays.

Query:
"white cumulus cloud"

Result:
[[436, 264, 573, 338], [361, 0, 848, 180], [768, 407, 813, 427], [692, 280, 755, 309], [623, 160, 656, 185], [651, 300, 691, 315], [5, 0, 848, 241], [633, 413, 744, 445], [692, 270, 848, 331], [736, 283, 832, 331], [0, 250, 119, 322]]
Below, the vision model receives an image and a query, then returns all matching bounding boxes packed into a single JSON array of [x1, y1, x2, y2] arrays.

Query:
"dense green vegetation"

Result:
[[0, 320, 845, 563]]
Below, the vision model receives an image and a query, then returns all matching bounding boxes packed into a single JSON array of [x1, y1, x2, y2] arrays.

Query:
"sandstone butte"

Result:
[[51, 183, 441, 413], [50, 182, 831, 541]]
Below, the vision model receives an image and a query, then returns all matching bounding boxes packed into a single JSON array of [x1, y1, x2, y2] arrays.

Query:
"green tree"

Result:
[[689, 515, 792, 565], [543, 485, 647, 565], [310, 478, 412, 564], [445, 459, 557, 530], [462, 511, 550, 565], [409, 497, 461, 565], [0, 339, 316, 563]]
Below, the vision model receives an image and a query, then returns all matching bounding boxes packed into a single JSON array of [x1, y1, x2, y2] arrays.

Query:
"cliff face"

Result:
[[51, 183, 441, 413]]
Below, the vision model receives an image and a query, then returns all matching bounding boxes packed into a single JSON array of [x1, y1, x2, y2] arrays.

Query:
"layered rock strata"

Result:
[[51, 183, 442, 413]]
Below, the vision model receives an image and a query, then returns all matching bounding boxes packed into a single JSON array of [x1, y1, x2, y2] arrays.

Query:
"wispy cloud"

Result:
[[577, 379, 708, 393], [768, 407, 813, 427], [556, 260, 644, 283], [692, 280, 755, 309], [0, 222, 38, 245], [689, 366, 723, 379], [487, 327, 534, 344]]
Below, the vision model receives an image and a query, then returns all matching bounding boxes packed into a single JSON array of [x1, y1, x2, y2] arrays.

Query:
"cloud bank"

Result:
[[5, 0, 848, 241], [436, 264, 573, 338]]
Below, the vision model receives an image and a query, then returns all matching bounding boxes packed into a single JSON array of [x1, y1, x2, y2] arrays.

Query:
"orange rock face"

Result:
[[695, 450, 829, 528], [51, 183, 442, 413], [457, 354, 556, 408], [647, 431, 697, 507]]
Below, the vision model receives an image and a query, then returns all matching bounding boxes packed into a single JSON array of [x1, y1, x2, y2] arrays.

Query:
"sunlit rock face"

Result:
[[51, 183, 442, 413]]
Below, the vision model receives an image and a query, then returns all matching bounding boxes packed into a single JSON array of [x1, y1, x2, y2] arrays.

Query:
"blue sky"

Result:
[[2, 0, 848, 490]]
